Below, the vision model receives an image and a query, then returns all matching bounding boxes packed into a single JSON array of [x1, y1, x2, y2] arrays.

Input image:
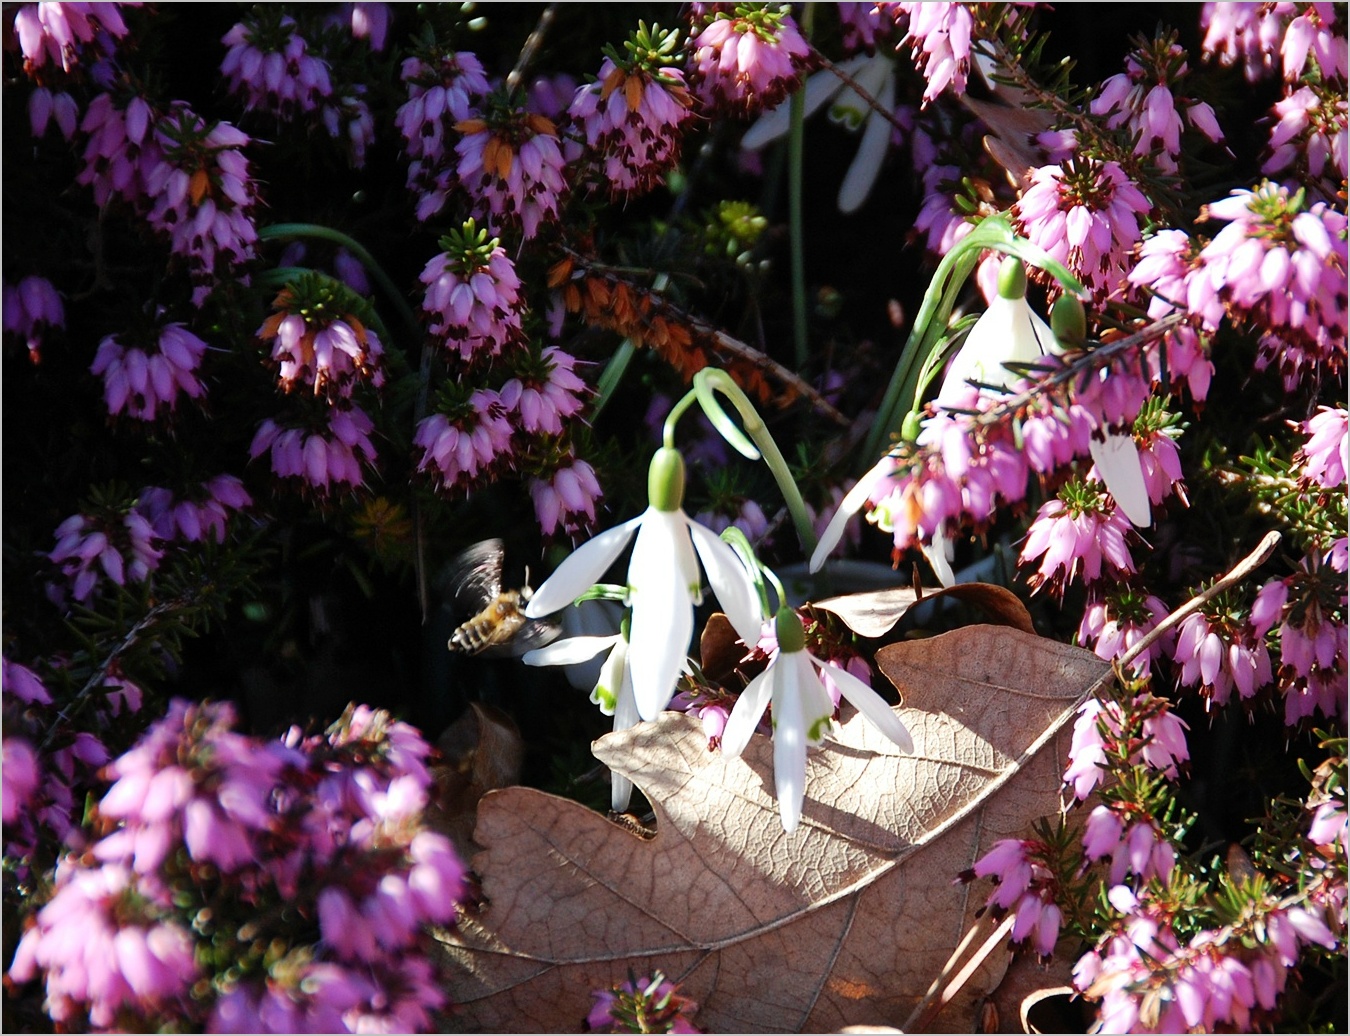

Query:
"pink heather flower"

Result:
[[695, 496, 770, 545], [569, 42, 696, 198], [49, 510, 163, 603], [259, 283, 385, 399], [453, 102, 567, 237], [1013, 158, 1153, 301], [28, 86, 79, 139], [892, 2, 976, 105], [397, 49, 490, 162], [1090, 38, 1223, 174], [3, 274, 65, 362], [4, 657, 53, 706], [1196, 183, 1348, 390], [1308, 798, 1349, 857], [1064, 698, 1112, 799], [1128, 230, 1218, 403], [688, 6, 811, 117], [76, 90, 161, 211], [12, 1, 134, 74], [671, 685, 735, 750], [420, 222, 526, 363], [1298, 405, 1348, 489], [344, 2, 390, 51], [1020, 479, 1136, 598], [1254, 555, 1348, 726], [142, 107, 260, 304], [220, 12, 333, 120], [413, 389, 514, 492], [136, 475, 252, 544], [8, 863, 199, 1030], [249, 404, 378, 497], [530, 457, 604, 538], [1084, 808, 1176, 886], [1173, 609, 1274, 708], [89, 323, 208, 421], [1201, 2, 1347, 83], [320, 88, 376, 168], [587, 972, 702, 1034], [838, 2, 887, 51], [2, 736, 42, 824], [500, 346, 589, 436], [967, 838, 1063, 956], [1262, 84, 1348, 195], [1078, 590, 1175, 677]]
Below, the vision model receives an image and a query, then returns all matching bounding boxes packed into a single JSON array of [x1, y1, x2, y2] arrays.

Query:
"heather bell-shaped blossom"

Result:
[[892, 1, 976, 105], [90, 323, 208, 421], [220, 12, 333, 120], [3, 274, 65, 362], [569, 26, 696, 198], [50, 509, 163, 604], [1020, 476, 1136, 598], [720, 607, 914, 833], [526, 446, 762, 722], [420, 220, 526, 364], [529, 456, 603, 538], [453, 97, 566, 237], [12, 1, 134, 74], [250, 403, 378, 497], [687, 5, 811, 117], [413, 387, 514, 492]]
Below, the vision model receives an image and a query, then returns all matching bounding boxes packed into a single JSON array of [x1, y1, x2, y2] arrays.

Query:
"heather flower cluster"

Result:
[[8, 700, 468, 1034], [569, 24, 696, 198], [5, 4, 1349, 1032]]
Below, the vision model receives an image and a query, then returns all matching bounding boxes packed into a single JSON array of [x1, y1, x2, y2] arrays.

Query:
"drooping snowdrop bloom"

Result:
[[742, 50, 899, 214], [720, 606, 913, 833], [526, 446, 762, 722]]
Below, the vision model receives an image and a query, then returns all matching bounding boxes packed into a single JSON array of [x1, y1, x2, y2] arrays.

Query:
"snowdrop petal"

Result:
[[721, 668, 773, 759], [688, 519, 761, 643], [628, 512, 695, 721], [522, 635, 616, 667], [772, 676, 808, 834], [526, 515, 642, 617], [817, 657, 915, 753], [1090, 433, 1152, 528], [810, 457, 894, 572], [740, 57, 863, 150], [837, 65, 895, 215]]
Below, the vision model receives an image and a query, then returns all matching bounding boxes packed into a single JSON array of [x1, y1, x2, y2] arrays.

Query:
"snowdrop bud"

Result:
[[647, 447, 686, 513], [996, 256, 1028, 300], [1052, 294, 1087, 346], [774, 606, 806, 654]]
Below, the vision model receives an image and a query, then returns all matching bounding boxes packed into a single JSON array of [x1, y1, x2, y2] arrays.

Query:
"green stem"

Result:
[[693, 369, 817, 554], [662, 388, 701, 450], [787, 2, 814, 368]]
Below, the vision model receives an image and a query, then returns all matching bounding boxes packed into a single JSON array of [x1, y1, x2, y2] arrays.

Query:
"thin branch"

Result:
[[506, 4, 557, 92], [1117, 529, 1282, 672], [901, 911, 1016, 1032]]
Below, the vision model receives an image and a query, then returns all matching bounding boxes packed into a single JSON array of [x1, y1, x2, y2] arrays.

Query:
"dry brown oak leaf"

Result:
[[435, 625, 1112, 1033]]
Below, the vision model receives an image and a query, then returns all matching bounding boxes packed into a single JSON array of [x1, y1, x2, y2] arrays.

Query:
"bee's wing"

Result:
[[479, 617, 563, 659], [447, 538, 505, 613]]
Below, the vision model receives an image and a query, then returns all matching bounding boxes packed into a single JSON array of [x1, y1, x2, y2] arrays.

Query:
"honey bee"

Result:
[[446, 538, 561, 657]]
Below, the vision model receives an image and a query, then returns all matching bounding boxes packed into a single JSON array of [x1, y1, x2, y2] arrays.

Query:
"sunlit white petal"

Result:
[[772, 674, 808, 834], [526, 516, 642, 617], [815, 657, 914, 753], [721, 667, 773, 759], [810, 458, 894, 573], [741, 56, 866, 150], [522, 635, 617, 667], [1090, 433, 1152, 528], [688, 520, 762, 643], [628, 511, 695, 720]]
